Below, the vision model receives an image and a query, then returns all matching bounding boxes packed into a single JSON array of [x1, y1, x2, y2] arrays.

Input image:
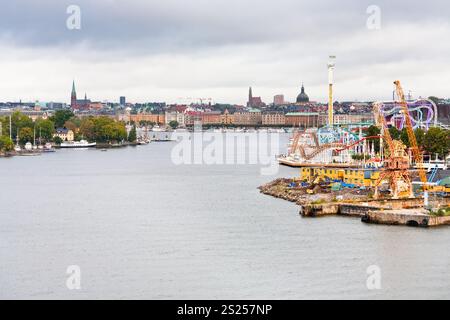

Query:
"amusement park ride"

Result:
[[373, 81, 429, 200], [285, 79, 444, 202]]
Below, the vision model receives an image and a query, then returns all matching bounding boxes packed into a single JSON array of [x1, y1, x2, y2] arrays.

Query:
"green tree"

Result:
[[0, 135, 14, 152], [400, 128, 410, 148], [79, 117, 95, 141], [35, 119, 55, 142], [399, 127, 426, 149], [423, 127, 450, 158], [50, 109, 74, 128], [0, 116, 9, 137], [428, 96, 440, 105], [53, 136, 63, 145], [365, 125, 381, 153], [11, 111, 33, 140], [388, 126, 401, 140], [415, 128, 426, 148], [64, 119, 79, 133], [169, 120, 179, 129], [128, 125, 137, 142], [19, 127, 33, 145], [351, 154, 365, 161], [89, 116, 127, 143]]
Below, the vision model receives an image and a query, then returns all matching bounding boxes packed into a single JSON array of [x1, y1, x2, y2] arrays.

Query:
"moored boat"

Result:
[[60, 140, 96, 148]]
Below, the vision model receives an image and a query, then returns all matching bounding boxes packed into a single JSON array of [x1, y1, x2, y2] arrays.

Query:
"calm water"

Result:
[[1, 133, 449, 299]]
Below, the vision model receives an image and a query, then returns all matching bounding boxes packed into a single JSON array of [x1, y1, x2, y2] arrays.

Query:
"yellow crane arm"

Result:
[[393, 80, 428, 187], [373, 102, 394, 154]]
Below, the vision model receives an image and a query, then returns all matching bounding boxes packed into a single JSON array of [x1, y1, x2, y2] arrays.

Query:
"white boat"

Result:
[[60, 140, 96, 148], [152, 125, 165, 132], [25, 142, 33, 151], [137, 139, 150, 145], [43, 143, 56, 152]]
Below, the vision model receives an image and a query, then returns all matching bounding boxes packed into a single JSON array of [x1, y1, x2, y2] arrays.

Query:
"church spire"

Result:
[[248, 87, 253, 107], [71, 80, 77, 109], [71, 80, 76, 96]]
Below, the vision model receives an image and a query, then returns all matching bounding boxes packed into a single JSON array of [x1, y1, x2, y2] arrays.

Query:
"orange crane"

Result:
[[373, 102, 394, 154], [373, 101, 413, 199], [393, 80, 428, 191]]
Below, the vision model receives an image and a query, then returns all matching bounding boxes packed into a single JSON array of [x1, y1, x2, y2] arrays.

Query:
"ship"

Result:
[[60, 140, 96, 148]]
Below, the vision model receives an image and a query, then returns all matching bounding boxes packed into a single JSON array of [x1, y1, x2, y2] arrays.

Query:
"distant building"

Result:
[[165, 111, 177, 124], [0, 109, 48, 121], [273, 95, 285, 105], [436, 101, 450, 124], [247, 87, 265, 108], [233, 109, 262, 125], [285, 112, 320, 128], [120, 96, 126, 106], [333, 113, 374, 125], [221, 109, 233, 125], [46, 102, 68, 110], [54, 128, 74, 142], [184, 111, 202, 126], [130, 113, 165, 124], [262, 112, 285, 125], [71, 80, 91, 110], [201, 111, 222, 125], [296, 84, 309, 104], [89, 102, 104, 111]]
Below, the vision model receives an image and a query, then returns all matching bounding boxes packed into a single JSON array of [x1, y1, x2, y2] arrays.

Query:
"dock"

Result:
[[362, 209, 450, 227], [259, 178, 450, 228]]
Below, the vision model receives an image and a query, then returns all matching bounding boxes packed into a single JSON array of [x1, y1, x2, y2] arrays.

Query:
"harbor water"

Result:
[[1, 133, 450, 299]]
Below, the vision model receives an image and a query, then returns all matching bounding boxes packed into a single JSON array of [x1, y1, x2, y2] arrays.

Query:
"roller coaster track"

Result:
[[289, 130, 381, 161], [377, 99, 438, 130], [296, 143, 344, 160], [335, 136, 381, 152]]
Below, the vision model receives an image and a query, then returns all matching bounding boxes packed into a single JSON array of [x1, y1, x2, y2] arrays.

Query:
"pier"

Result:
[[259, 178, 450, 228]]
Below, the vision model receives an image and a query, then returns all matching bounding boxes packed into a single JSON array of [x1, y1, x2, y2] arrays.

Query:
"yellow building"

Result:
[[300, 167, 380, 187], [130, 113, 165, 125], [262, 112, 285, 125], [54, 128, 74, 142], [220, 109, 233, 125]]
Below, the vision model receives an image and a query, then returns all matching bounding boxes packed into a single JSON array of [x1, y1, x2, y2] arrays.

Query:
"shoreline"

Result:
[[259, 178, 450, 228]]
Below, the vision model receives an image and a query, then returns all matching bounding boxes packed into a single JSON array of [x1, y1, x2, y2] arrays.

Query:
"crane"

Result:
[[393, 80, 428, 190], [373, 101, 413, 199]]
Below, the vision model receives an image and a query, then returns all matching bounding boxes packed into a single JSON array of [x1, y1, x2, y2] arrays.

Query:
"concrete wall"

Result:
[[363, 210, 450, 227]]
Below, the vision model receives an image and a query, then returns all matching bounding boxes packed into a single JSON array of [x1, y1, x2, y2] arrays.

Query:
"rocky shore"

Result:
[[258, 178, 370, 206], [258, 178, 450, 227]]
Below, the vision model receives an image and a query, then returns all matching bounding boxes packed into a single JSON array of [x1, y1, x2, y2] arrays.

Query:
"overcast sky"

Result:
[[0, 0, 449, 104]]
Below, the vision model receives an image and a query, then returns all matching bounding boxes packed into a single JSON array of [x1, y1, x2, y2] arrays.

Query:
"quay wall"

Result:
[[362, 210, 450, 227]]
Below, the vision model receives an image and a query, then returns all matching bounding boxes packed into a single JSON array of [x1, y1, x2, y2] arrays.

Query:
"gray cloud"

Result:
[[2, 0, 445, 51], [0, 0, 449, 104]]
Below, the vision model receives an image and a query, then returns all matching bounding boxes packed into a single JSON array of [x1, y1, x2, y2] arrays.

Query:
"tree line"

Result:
[[366, 125, 450, 158], [0, 110, 131, 152]]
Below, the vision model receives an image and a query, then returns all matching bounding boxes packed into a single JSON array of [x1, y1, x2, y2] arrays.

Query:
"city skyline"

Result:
[[1, 1, 450, 104]]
